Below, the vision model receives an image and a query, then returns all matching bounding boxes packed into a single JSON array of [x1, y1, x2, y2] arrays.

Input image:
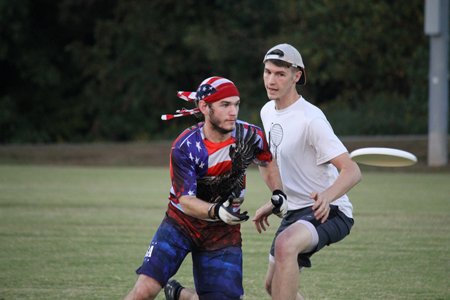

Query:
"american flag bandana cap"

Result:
[[162, 77, 240, 120]]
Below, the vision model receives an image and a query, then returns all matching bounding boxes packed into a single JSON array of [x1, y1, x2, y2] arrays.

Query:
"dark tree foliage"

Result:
[[0, 0, 115, 142], [277, 1, 429, 135], [0, 0, 433, 143]]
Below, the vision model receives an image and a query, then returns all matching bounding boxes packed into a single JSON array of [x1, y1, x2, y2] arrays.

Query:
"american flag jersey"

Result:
[[169, 120, 272, 220]]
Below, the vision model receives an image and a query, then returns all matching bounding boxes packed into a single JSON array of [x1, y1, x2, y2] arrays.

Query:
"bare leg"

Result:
[[264, 260, 276, 296], [270, 222, 312, 300], [124, 274, 162, 300], [179, 288, 199, 300], [265, 260, 304, 300]]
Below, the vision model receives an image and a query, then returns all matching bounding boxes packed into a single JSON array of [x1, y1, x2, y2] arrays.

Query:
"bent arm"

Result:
[[324, 152, 361, 202], [179, 195, 249, 224], [311, 152, 362, 222], [178, 195, 215, 219]]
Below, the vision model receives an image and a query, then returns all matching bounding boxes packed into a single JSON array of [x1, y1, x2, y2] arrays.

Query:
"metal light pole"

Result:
[[425, 0, 449, 166]]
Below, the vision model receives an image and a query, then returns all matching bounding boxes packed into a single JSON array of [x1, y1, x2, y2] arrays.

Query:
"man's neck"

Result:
[[274, 91, 300, 110]]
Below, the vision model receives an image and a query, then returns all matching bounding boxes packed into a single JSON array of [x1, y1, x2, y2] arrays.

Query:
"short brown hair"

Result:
[[266, 58, 303, 73]]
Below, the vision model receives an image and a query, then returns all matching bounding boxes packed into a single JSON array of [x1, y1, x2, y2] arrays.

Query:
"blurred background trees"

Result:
[[0, 0, 432, 143]]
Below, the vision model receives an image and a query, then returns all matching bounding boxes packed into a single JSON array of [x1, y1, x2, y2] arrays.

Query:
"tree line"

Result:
[[0, 0, 433, 143]]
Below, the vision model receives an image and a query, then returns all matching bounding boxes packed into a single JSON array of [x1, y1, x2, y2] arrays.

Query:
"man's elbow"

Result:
[[353, 163, 362, 185]]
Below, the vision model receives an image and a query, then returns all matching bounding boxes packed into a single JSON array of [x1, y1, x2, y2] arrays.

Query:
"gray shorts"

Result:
[[270, 205, 354, 268]]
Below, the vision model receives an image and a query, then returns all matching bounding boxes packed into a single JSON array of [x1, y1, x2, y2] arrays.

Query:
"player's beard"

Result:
[[208, 107, 235, 135]]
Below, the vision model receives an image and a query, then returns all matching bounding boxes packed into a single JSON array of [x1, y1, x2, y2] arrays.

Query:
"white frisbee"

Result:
[[350, 147, 417, 167]]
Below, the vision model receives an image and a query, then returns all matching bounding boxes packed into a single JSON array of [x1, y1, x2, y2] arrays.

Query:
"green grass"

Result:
[[1, 165, 449, 299]]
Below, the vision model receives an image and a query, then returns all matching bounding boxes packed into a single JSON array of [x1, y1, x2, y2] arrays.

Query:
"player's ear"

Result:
[[198, 100, 208, 115], [293, 69, 302, 84]]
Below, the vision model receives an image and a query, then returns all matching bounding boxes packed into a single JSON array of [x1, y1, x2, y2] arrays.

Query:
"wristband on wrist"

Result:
[[273, 189, 286, 197], [213, 202, 222, 219], [208, 203, 216, 219]]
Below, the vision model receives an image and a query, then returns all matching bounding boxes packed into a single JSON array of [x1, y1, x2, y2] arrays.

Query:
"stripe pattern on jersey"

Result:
[[168, 120, 271, 220]]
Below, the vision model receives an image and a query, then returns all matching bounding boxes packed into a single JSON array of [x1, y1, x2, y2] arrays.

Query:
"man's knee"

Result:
[[274, 224, 312, 260], [127, 274, 162, 300]]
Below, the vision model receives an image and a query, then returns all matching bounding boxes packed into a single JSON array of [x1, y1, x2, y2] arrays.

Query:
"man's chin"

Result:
[[266, 91, 277, 100], [212, 124, 235, 135]]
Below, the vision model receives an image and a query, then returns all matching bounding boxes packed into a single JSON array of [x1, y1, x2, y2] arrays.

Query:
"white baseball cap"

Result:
[[263, 43, 306, 85]]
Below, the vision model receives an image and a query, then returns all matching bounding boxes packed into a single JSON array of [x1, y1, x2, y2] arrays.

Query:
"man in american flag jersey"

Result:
[[123, 77, 288, 300]]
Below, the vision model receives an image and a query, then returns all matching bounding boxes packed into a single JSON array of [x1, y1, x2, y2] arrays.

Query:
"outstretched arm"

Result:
[[258, 159, 283, 192], [252, 159, 286, 233]]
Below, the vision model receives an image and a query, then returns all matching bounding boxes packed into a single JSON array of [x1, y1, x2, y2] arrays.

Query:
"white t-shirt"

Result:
[[260, 96, 353, 218]]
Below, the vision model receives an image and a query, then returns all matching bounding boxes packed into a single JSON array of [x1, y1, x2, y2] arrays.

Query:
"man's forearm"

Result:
[[258, 159, 283, 192]]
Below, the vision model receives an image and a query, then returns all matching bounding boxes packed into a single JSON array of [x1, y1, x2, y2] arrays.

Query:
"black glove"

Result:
[[213, 196, 249, 225], [229, 124, 259, 169], [271, 190, 288, 218]]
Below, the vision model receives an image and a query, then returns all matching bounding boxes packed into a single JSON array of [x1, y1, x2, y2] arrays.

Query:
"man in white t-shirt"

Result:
[[252, 43, 362, 300]]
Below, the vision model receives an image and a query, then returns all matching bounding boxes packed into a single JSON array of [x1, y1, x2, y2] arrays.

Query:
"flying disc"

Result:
[[350, 147, 417, 167]]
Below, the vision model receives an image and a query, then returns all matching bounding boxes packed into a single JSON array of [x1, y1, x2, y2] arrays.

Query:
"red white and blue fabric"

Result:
[[168, 120, 272, 220], [161, 77, 240, 120]]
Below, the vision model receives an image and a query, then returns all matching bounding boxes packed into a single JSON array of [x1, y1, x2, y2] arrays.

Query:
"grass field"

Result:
[[1, 165, 450, 299]]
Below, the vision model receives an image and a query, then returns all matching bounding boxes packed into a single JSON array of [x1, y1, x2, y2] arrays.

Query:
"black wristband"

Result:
[[213, 202, 221, 219], [272, 189, 286, 198]]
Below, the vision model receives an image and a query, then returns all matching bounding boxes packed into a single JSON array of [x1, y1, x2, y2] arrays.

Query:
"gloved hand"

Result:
[[214, 196, 249, 225], [271, 190, 288, 218]]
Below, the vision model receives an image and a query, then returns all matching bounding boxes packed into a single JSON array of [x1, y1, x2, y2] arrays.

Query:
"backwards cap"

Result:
[[161, 77, 240, 120], [263, 43, 306, 85]]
